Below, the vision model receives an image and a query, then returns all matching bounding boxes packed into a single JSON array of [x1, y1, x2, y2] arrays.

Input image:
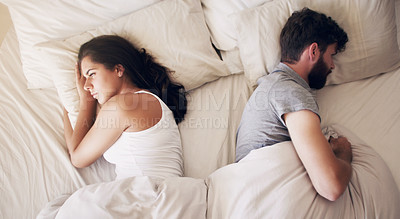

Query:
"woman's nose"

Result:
[[84, 79, 91, 91]]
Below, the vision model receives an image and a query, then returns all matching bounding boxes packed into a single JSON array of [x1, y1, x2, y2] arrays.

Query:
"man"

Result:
[[236, 8, 352, 201]]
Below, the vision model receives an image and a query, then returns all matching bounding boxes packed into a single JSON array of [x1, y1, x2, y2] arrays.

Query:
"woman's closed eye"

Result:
[[84, 68, 96, 78]]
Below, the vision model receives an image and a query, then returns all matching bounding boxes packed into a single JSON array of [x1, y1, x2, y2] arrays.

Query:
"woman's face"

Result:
[[80, 56, 122, 104]]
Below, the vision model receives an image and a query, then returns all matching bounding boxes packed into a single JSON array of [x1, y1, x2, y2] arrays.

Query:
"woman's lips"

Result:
[[91, 92, 98, 99]]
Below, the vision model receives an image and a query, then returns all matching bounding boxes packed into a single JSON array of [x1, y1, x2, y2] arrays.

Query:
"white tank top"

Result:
[[103, 90, 183, 180]]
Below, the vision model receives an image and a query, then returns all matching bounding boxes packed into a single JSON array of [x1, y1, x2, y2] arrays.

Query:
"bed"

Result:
[[0, 0, 399, 218]]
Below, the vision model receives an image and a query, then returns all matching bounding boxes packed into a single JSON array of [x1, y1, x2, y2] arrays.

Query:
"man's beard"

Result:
[[308, 56, 331, 90]]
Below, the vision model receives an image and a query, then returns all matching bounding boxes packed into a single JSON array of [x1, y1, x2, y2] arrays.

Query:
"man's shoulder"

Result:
[[264, 73, 315, 108], [259, 72, 304, 92]]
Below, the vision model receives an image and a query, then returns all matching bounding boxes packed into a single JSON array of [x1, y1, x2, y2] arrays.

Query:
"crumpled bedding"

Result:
[[37, 177, 207, 219], [37, 125, 400, 218], [206, 125, 400, 218]]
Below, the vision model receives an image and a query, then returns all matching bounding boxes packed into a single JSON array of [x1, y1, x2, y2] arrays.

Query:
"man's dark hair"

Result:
[[280, 7, 348, 64]]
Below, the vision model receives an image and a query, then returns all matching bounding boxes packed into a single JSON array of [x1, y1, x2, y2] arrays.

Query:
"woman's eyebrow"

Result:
[[85, 68, 95, 77]]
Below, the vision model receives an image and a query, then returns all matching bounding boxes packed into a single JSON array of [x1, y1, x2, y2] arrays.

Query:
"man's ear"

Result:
[[115, 64, 125, 77], [308, 42, 320, 63]]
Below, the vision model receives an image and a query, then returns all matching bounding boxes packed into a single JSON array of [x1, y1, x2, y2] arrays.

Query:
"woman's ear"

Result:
[[115, 64, 125, 77]]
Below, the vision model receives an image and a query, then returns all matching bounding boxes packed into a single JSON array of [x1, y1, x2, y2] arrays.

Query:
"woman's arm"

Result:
[[63, 64, 161, 168], [65, 98, 97, 158], [68, 99, 126, 168], [63, 64, 122, 168], [63, 64, 97, 159], [284, 110, 352, 201]]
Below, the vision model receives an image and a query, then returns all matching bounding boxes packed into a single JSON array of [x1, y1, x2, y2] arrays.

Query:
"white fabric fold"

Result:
[[206, 124, 400, 218]]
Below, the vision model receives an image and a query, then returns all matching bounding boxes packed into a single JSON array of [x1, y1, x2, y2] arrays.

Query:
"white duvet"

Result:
[[37, 125, 400, 218], [38, 177, 207, 219], [207, 125, 400, 218]]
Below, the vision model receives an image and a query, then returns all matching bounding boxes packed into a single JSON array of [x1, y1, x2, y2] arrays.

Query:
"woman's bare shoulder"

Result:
[[102, 92, 161, 121], [103, 92, 162, 132]]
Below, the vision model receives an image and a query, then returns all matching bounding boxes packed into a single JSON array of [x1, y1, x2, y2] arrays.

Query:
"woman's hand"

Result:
[[75, 63, 94, 101]]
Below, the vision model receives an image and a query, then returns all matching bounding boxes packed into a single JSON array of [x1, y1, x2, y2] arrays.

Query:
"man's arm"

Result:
[[283, 109, 352, 201]]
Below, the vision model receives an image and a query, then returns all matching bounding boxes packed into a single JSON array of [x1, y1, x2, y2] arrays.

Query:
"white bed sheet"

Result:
[[180, 72, 252, 178], [0, 27, 115, 218]]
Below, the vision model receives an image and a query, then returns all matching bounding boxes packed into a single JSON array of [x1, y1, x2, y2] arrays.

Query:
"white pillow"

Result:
[[200, 0, 272, 51], [35, 0, 229, 120], [232, 0, 400, 86], [0, 0, 162, 89]]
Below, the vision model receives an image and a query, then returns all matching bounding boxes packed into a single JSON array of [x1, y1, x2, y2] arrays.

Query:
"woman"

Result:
[[63, 35, 187, 180]]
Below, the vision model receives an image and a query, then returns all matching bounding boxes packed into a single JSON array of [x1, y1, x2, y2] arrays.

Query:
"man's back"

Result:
[[236, 63, 319, 161]]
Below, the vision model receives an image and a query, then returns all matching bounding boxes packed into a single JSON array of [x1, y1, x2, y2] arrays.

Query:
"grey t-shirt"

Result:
[[235, 63, 320, 161]]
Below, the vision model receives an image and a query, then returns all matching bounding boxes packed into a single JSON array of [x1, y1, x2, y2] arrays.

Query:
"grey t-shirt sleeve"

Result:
[[268, 79, 320, 126]]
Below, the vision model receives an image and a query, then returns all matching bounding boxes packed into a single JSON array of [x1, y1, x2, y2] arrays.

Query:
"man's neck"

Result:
[[282, 62, 309, 84]]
